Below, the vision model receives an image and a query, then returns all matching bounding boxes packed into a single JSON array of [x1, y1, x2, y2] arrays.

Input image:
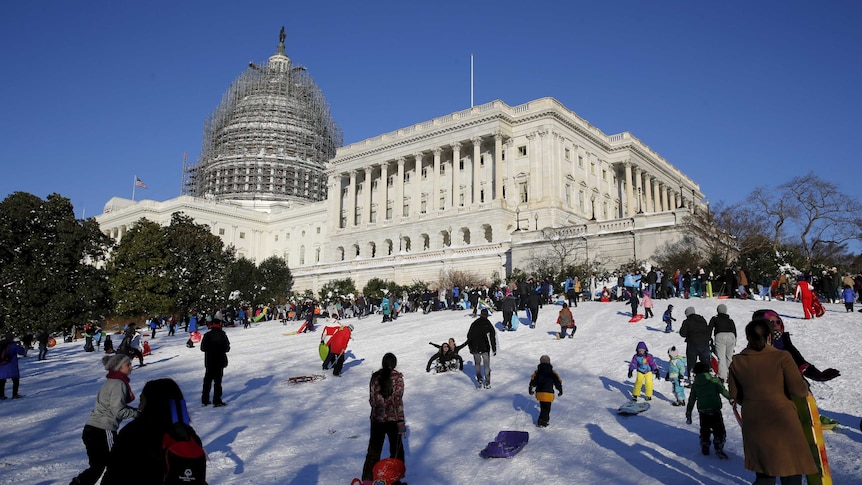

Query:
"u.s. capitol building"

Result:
[[96, 30, 707, 293]]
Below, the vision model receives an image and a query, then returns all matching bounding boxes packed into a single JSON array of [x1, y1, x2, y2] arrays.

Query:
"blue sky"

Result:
[[2, 1, 860, 220]]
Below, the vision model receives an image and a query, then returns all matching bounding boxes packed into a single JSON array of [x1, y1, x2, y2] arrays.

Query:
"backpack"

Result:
[[162, 399, 207, 484]]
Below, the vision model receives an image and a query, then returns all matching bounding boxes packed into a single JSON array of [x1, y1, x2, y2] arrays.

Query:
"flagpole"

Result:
[[132, 175, 137, 201], [470, 53, 474, 108]]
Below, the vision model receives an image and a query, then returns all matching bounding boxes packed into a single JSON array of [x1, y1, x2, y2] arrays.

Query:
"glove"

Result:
[[558, 389, 563, 397], [654, 369, 661, 379], [627, 369, 633, 379], [397, 420, 406, 436], [426, 368, 430, 373], [528, 388, 534, 395], [493, 351, 496, 356], [665, 373, 671, 382], [686, 415, 692, 425]]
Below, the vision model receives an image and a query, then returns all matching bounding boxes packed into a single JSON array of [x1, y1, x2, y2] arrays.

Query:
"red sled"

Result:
[[628, 314, 644, 323], [812, 296, 825, 318], [351, 457, 405, 485], [190, 331, 202, 343], [142, 340, 152, 357]]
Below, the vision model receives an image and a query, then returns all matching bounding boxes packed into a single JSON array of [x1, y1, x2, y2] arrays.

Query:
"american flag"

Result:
[[135, 177, 147, 189]]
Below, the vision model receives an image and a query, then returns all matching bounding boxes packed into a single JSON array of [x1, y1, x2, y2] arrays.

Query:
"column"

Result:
[[472, 136, 482, 205], [363, 166, 373, 224], [647, 177, 656, 213], [505, 139, 515, 206], [379, 161, 388, 221], [347, 170, 357, 227], [634, 167, 643, 213], [526, 132, 538, 203], [432, 148, 441, 211], [413, 154, 423, 216], [661, 183, 669, 212], [396, 158, 405, 220], [327, 172, 342, 228], [494, 133, 504, 200], [624, 161, 634, 216], [451, 142, 461, 208]]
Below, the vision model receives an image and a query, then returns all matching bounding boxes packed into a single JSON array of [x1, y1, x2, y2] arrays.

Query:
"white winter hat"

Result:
[[684, 307, 696, 316], [717, 304, 728, 315]]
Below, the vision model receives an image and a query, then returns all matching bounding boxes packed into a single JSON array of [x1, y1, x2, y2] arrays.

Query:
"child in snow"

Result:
[[629, 290, 640, 318], [642, 290, 654, 319], [628, 341, 660, 401], [842, 285, 856, 312], [528, 355, 563, 427], [666, 346, 687, 406], [663, 304, 676, 333], [556, 303, 575, 339], [686, 362, 730, 458], [103, 334, 115, 354]]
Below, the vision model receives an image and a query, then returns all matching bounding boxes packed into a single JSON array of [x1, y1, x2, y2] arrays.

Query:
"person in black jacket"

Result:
[[200, 319, 230, 407], [708, 304, 737, 382], [466, 309, 496, 389], [679, 307, 711, 382], [500, 290, 518, 331], [754, 309, 840, 382], [528, 355, 563, 427], [101, 378, 205, 485], [426, 338, 467, 372]]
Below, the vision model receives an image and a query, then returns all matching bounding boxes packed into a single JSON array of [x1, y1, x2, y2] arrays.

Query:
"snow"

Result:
[[1, 297, 861, 484]]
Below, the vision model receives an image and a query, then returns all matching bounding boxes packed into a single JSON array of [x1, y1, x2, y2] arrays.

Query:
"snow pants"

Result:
[[752, 473, 803, 485], [538, 401, 553, 426], [202, 366, 224, 405], [0, 378, 20, 398], [713, 332, 736, 381], [632, 371, 654, 398], [801, 296, 814, 319], [73, 425, 116, 485], [698, 410, 726, 451], [670, 376, 685, 402], [362, 420, 404, 481]]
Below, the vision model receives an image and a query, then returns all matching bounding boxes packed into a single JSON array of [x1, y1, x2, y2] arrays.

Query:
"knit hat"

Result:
[[347, 324, 354, 332], [667, 346, 678, 358], [684, 307, 696, 316], [540, 355, 551, 364], [717, 304, 728, 315], [102, 354, 131, 371]]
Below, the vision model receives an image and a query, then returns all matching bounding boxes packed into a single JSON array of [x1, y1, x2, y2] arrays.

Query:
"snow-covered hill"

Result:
[[1, 296, 860, 484]]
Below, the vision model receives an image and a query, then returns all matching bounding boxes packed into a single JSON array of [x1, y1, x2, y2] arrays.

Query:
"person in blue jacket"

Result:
[[0, 334, 27, 399]]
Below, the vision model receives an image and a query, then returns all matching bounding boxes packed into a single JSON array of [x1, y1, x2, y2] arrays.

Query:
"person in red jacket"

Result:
[[323, 324, 353, 376], [794, 276, 816, 319]]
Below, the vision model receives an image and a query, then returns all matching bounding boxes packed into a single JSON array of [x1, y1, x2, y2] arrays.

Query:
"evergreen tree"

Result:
[[0, 192, 112, 335]]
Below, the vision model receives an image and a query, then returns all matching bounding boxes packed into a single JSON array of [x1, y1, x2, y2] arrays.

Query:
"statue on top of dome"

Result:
[[279, 27, 285, 44]]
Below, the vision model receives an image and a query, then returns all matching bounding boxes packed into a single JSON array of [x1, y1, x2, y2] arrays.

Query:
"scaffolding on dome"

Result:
[[183, 29, 343, 205]]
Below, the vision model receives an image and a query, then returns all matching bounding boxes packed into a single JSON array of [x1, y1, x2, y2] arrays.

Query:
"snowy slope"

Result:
[[1, 297, 860, 484]]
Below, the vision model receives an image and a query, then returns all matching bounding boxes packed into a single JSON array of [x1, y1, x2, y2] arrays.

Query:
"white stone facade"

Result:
[[96, 97, 705, 293]]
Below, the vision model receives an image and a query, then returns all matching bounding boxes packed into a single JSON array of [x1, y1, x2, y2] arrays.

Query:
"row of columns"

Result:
[[329, 134, 507, 229], [621, 161, 686, 217]]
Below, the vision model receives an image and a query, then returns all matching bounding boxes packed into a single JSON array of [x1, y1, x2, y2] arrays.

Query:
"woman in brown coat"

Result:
[[728, 319, 817, 484]]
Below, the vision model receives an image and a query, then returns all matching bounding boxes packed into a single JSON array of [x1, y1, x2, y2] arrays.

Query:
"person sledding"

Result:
[[321, 322, 353, 376], [117, 324, 145, 367], [426, 338, 466, 372], [753, 309, 840, 382]]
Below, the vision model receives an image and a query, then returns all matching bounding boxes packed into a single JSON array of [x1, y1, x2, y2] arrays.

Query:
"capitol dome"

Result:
[[185, 27, 343, 205]]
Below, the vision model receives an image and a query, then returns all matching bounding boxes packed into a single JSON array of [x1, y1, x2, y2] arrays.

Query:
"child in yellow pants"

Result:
[[627, 341, 660, 401]]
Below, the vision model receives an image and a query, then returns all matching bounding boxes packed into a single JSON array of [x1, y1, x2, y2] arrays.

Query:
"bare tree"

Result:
[[778, 172, 862, 264], [748, 186, 791, 252], [540, 227, 587, 270]]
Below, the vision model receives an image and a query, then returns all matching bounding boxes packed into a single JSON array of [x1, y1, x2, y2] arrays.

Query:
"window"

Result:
[[386, 202, 393, 219], [518, 146, 527, 157], [370, 205, 377, 223], [403, 202, 409, 217], [218, 228, 225, 236], [299, 246, 305, 265], [371, 180, 378, 190], [404, 172, 411, 183], [421, 199, 427, 214], [440, 164, 445, 175], [274, 234, 279, 241], [602, 169, 607, 181], [422, 167, 428, 179], [340, 212, 347, 228], [239, 232, 246, 239], [440, 195, 446, 210], [578, 155, 584, 168], [387, 175, 394, 187], [480, 154, 486, 167], [565, 184, 572, 207], [459, 159, 464, 171], [286, 232, 290, 239], [590, 162, 596, 175], [578, 190, 585, 212], [564, 148, 571, 160], [518, 182, 528, 203], [459, 191, 464, 207], [480, 189, 485, 203], [316, 227, 321, 234]]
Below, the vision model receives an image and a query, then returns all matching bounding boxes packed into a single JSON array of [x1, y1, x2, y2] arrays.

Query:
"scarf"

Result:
[[106, 370, 135, 403]]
